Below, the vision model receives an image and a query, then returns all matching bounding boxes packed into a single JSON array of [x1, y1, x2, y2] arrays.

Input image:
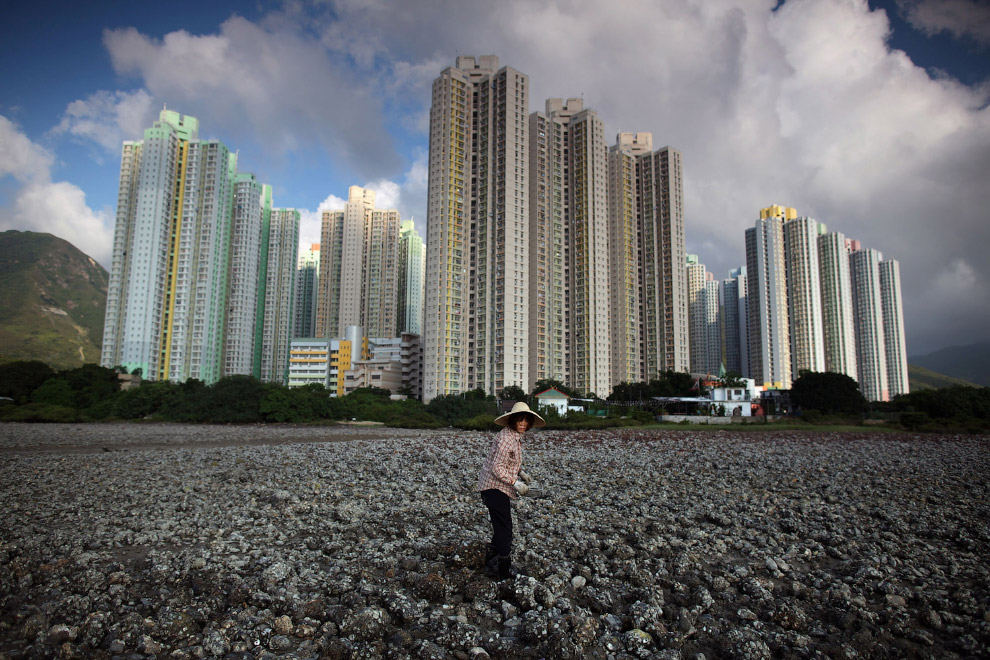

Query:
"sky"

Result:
[[1, 0, 988, 357]]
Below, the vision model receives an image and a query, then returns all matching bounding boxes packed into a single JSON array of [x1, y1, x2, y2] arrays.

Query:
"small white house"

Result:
[[708, 379, 762, 417], [535, 388, 570, 415]]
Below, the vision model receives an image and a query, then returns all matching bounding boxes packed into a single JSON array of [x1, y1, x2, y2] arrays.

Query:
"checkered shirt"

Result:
[[477, 426, 523, 498]]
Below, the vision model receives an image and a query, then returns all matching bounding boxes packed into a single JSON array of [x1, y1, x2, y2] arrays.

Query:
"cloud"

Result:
[[306, 0, 989, 354], [297, 193, 347, 254], [51, 89, 157, 153], [896, 0, 990, 46], [17, 0, 986, 354], [0, 115, 54, 183], [103, 17, 402, 177], [0, 116, 113, 267], [296, 150, 430, 256]]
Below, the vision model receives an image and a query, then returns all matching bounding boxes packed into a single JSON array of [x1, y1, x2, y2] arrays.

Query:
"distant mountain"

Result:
[[907, 364, 981, 391], [909, 342, 990, 388], [0, 230, 108, 369]]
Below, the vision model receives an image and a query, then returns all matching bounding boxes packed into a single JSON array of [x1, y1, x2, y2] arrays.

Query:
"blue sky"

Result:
[[1, 0, 988, 356]]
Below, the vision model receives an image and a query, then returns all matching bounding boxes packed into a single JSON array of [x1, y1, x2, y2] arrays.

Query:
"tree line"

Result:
[[0, 364, 675, 429], [1, 360, 986, 432]]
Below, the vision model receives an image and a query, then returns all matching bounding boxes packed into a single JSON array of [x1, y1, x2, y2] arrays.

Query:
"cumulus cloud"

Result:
[[0, 116, 113, 266], [296, 150, 430, 256], [103, 17, 402, 177], [300, 0, 989, 353], [297, 193, 347, 254], [0, 116, 55, 183], [51, 89, 157, 153], [896, 0, 990, 45], [21, 0, 985, 353]]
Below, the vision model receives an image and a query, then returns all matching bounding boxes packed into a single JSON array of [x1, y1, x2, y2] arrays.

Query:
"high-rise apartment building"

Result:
[[102, 109, 238, 384], [607, 132, 651, 387], [637, 146, 689, 376], [880, 259, 909, 397], [293, 244, 320, 339], [424, 56, 529, 401], [398, 221, 425, 335], [686, 254, 708, 373], [528, 104, 570, 388], [317, 186, 400, 339], [255, 194, 301, 385], [528, 98, 610, 396], [850, 248, 889, 402], [783, 216, 826, 378], [745, 205, 794, 389], [687, 255, 722, 375], [719, 267, 748, 376], [223, 172, 264, 377], [817, 231, 857, 379]]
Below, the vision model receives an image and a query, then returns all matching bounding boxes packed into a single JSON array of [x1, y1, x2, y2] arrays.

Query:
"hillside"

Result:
[[907, 364, 982, 391], [909, 342, 990, 387], [0, 230, 108, 369]]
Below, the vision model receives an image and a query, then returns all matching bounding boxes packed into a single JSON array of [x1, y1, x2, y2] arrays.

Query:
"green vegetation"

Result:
[[907, 364, 981, 391], [909, 342, 990, 388], [0, 230, 108, 369], [0, 361, 665, 430], [881, 385, 990, 433], [790, 371, 867, 417], [608, 372, 699, 401], [3, 359, 986, 433]]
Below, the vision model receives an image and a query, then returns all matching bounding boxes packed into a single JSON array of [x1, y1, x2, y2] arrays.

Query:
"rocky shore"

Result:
[[1, 423, 987, 659]]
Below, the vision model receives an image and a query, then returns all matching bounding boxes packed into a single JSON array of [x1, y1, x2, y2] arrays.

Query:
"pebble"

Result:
[[0, 423, 987, 659]]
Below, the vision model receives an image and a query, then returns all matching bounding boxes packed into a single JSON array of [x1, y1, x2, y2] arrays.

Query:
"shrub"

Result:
[[0, 403, 79, 423], [0, 361, 55, 403], [899, 411, 935, 432], [384, 410, 442, 429], [456, 414, 500, 431]]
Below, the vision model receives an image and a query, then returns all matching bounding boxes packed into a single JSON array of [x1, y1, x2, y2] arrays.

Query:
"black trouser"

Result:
[[481, 489, 512, 557]]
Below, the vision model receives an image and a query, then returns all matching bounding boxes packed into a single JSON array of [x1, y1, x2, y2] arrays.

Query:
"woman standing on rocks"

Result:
[[477, 401, 545, 579]]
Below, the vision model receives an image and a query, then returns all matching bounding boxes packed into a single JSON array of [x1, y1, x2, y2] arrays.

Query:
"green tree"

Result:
[[425, 392, 496, 425], [500, 385, 528, 403], [59, 364, 121, 409], [112, 381, 181, 419], [201, 375, 266, 423], [260, 385, 317, 423], [30, 378, 75, 407], [790, 371, 866, 416], [0, 360, 55, 403]]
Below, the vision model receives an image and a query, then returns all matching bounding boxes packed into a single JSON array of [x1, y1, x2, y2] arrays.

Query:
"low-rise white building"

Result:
[[708, 378, 762, 417], [535, 388, 570, 414]]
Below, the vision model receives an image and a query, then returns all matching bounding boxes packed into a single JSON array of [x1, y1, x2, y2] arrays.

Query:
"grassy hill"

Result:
[[909, 342, 990, 387], [908, 364, 982, 391], [0, 230, 108, 369]]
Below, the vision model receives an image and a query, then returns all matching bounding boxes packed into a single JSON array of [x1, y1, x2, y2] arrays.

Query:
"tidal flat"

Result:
[[1, 423, 987, 659]]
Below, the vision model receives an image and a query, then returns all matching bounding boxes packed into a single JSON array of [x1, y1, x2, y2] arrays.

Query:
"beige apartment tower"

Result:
[[636, 145, 689, 377], [317, 186, 400, 340], [528, 98, 610, 396], [528, 105, 570, 389], [424, 56, 529, 401], [607, 132, 651, 387]]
